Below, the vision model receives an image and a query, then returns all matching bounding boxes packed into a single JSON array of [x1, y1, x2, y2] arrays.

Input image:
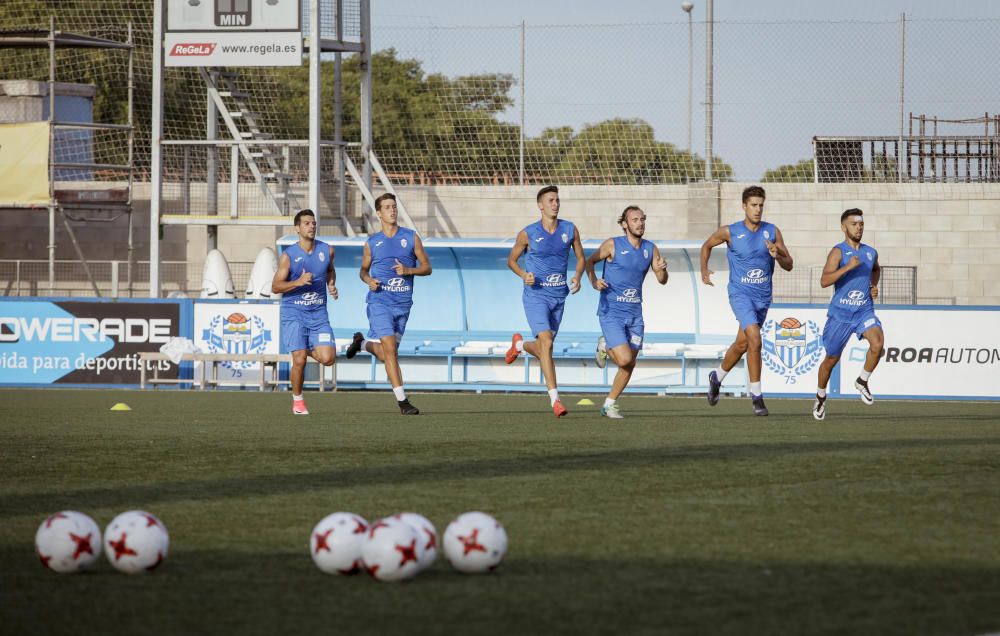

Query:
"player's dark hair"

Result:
[[618, 206, 643, 227], [374, 192, 396, 211], [741, 185, 766, 203], [294, 209, 315, 226], [536, 185, 558, 202], [841, 208, 864, 223]]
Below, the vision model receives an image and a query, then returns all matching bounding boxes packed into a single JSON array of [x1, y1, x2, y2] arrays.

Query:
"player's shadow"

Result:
[[1, 436, 997, 518], [3, 547, 998, 636]]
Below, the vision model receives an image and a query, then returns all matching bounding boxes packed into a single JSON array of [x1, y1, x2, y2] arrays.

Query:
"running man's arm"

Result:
[[412, 234, 433, 276], [819, 246, 855, 288], [326, 245, 338, 300], [569, 226, 585, 294], [359, 243, 380, 291], [766, 228, 794, 272], [506, 229, 534, 286], [651, 245, 669, 285], [271, 252, 311, 294], [870, 254, 881, 300], [699, 225, 730, 286], [585, 238, 614, 290]]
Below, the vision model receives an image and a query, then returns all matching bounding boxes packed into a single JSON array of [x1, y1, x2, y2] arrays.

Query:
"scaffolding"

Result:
[[148, 0, 415, 297], [0, 20, 135, 295]]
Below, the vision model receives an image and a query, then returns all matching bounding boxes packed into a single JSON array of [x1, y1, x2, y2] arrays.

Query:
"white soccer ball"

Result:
[[104, 510, 169, 574], [310, 512, 369, 575], [392, 512, 438, 571], [443, 511, 508, 574], [361, 517, 422, 582], [35, 511, 102, 574]]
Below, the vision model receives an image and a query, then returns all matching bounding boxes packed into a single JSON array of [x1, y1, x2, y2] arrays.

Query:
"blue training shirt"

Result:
[[598, 235, 653, 318], [523, 219, 576, 300], [828, 241, 877, 320], [726, 220, 777, 302], [280, 240, 331, 316], [366, 226, 417, 307]]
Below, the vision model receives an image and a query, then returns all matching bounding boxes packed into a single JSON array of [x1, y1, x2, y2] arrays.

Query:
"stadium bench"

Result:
[[137, 352, 333, 391]]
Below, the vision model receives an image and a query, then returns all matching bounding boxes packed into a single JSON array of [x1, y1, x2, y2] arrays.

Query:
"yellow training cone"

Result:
[[576, 398, 595, 406], [110, 403, 132, 411]]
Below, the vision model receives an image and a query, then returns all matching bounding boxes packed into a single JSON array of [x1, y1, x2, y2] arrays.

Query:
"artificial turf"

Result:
[[1, 389, 998, 635]]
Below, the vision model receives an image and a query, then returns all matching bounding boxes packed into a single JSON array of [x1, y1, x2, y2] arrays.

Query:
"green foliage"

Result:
[[0, 3, 734, 183], [762, 158, 814, 183]]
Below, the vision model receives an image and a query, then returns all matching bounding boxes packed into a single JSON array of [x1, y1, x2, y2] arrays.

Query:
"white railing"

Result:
[[0, 259, 252, 298]]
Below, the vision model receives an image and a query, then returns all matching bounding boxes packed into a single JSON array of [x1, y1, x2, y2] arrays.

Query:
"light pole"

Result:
[[704, 0, 714, 181], [681, 2, 693, 155]]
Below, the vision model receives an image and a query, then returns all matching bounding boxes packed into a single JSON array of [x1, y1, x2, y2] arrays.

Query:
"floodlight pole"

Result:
[[308, 0, 321, 218], [150, 0, 164, 298], [335, 0, 346, 229], [682, 2, 693, 154], [360, 0, 373, 193], [704, 0, 713, 181], [898, 12, 906, 183]]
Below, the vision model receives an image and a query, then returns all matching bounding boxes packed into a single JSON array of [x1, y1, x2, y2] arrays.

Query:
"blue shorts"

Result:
[[729, 292, 771, 331], [281, 313, 335, 354], [822, 311, 882, 358], [599, 313, 644, 350], [522, 292, 566, 337], [366, 303, 411, 341]]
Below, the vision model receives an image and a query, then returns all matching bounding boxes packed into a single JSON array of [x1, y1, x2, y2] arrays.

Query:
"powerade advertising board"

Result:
[[0, 299, 186, 385]]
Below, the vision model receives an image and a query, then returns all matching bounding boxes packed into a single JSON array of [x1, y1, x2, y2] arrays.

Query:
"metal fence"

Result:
[[772, 265, 930, 305], [4, 4, 998, 184], [371, 15, 1000, 184], [0, 260, 252, 298]]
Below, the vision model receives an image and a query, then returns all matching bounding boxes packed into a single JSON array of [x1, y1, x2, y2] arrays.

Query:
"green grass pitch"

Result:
[[1, 389, 999, 635]]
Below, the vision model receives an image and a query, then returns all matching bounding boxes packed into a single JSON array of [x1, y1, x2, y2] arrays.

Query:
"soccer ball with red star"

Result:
[[310, 512, 369, 575], [35, 511, 102, 574], [103, 510, 169, 574], [361, 517, 422, 582], [443, 511, 508, 574], [392, 512, 438, 572]]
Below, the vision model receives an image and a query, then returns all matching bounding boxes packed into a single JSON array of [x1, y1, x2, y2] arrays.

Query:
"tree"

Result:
[[762, 158, 814, 183], [0, 4, 734, 184], [547, 118, 731, 184], [763, 155, 899, 183]]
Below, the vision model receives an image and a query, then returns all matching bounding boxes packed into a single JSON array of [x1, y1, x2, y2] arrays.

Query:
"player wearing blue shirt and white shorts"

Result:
[[585, 206, 669, 419], [505, 185, 585, 418], [345, 193, 432, 415], [700, 186, 794, 416], [272, 209, 338, 416], [812, 208, 885, 420]]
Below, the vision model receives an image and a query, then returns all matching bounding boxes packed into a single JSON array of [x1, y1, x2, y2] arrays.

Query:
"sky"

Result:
[[369, 0, 1000, 180]]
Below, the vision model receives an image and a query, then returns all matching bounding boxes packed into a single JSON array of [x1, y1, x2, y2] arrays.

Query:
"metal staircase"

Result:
[[199, 67, 301, 215]]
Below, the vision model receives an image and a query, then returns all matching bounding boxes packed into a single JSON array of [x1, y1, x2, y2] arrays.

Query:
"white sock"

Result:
[[859, 370, 872, 381], [548, 388, 560, 406], [817, 388, 826, 398], [749, 381, 762, 396], [515, 339, 524, 352], [603, 397, 615, 408], [715, 367, 729, 382], [293, 394, 303, 401], [393, 386, 406, 401]]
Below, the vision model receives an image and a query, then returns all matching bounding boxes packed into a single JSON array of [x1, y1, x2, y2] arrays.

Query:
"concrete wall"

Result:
[[2, 182, 999, 304], [392, 182, 1000, 305]]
